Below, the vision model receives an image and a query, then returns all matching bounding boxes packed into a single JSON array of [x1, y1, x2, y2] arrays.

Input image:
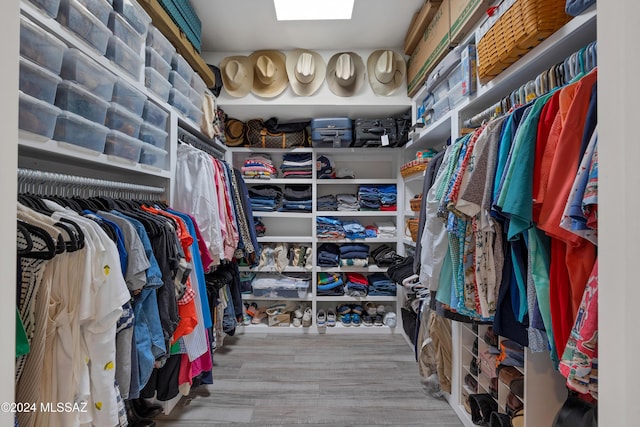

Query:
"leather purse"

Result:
[[469, 393, 498, 426], [246, 118, 309, 148], [489, 411, 512, 427]]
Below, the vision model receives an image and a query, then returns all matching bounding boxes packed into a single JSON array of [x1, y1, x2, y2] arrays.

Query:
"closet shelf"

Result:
[[230, 147, 313, 153], [316, 296, 397, 302], [19, 136, 171, 179], [316, 211, 396, 217], [460, 9, 597, 117], [177, 117, 227, 153], [253, 211, 312, 218], [238, 266, 310, 273], [403, 238, 417, 247], [240, 294, 312, 301], [404, 110, 452, 151], [404, 210, 417, 217], [256, 236, 314, 243], [316, 265, 389, 273], [403, 171, 426, 184], [316, 178, 398, 185], [244, 178, 312, 185], [317, 237, 398, 243]]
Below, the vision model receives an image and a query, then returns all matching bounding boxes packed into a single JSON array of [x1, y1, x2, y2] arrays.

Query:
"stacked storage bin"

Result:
[[145, 25, 174, 101], [108, 0, 149, 79]]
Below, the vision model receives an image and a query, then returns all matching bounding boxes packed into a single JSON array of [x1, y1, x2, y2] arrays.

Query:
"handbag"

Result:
[[246, 118, 309, 148], [552, 394, 597, 427]]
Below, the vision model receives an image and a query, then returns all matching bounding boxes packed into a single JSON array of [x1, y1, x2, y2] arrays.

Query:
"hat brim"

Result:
[[367, 50, 406, 96], [286, 49, 327, 97], [326, 52, 365, 97], [249, 50, 289, 98]]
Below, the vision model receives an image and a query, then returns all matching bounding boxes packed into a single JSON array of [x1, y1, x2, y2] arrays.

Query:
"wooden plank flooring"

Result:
[[155, 333, 463, 426]]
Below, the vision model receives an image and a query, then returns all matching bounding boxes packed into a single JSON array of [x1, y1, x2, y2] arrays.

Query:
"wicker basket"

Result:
[[410, 194, 423, 212], [406, 218, 420, 242], [477, 0, 570, 83], [401, 159, 429, 178]]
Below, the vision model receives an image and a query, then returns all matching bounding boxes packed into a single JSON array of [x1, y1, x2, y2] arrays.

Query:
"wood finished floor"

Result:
[[155, 333, 463, 427]]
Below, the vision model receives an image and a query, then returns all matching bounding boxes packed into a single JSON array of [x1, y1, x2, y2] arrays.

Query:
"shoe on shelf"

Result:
[[351, 304, 363, 315], [383, 312, 397, 328], [365, 302, 377, 316], [293, 317, 302, 327], [376, 304, 386, 315], [326, 309, 337, 327], [363, 315, 374, 326], [340, 313, 352, 326], [337, 304, 351, 316], [302, 307, 313, 327], [351, 313, 362, 327], [246, 302, 258, 317], [294, 305, 304, 319], [374, 314, 384, 326], [317, 309, 327, 327]]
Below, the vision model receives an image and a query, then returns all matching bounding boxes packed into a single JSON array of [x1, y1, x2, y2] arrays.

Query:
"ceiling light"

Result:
[[274, 0, 355, 21]]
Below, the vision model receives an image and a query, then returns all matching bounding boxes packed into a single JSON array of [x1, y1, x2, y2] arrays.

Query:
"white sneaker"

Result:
[[383, 312, 397, 328], [305, 308, 316, 327]]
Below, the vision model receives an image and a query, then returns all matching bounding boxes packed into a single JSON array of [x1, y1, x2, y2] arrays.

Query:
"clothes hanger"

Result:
[[17, 221, 33, 256], [19, 219, 60, 259]]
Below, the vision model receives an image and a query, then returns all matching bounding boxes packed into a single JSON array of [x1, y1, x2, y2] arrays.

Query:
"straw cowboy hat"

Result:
[[367, 50, 406, 96], [249, 50, 289, 98], [220, 55, 253, 98], [286, 49, 326, 96], [326, 52, 365, 97]]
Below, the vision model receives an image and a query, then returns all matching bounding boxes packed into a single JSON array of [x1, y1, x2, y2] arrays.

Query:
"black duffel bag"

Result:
[[353, 118, 397, 147]]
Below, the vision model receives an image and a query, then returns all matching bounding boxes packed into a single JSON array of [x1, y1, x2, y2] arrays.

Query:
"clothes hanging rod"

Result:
[[17, 168, 166, 194], [178, 127, 225, 159]]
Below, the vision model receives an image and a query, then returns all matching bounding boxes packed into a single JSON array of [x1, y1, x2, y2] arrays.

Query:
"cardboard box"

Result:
[[403, 0, 443, 55], [407, 0, 491, 97], [460, 44, 477, 96], [268, 312, 291, 327]]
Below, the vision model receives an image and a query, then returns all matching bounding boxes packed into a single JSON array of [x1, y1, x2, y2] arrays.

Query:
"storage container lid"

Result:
[[57, 80, 111, 108], [19, 56, 62, 84], [19, 90, 62, 113]]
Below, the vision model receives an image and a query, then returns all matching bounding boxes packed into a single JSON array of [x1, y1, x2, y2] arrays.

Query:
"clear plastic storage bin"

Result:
[[108, 11, 143, 53], [168, 88, 191, 115], [20, 16, 67, 74], [139, 144, 168, 170], [112, 77, 145, 115], [112, 0, 151, 36], [144, 67, 171, 102], [145, 47, 171, 79], [19, 57, 62, 104], [76, 0, 112, 25], [19, 91, 61, 140], [104, 130, 143, 162], [448, 81, 465, 107], [139, 123, 168, 149], [191, 72, 206, 94], [25, 0, 61, 18], [432, 80, 449, 103], [54, 110, 108, 153], [61, 48, 117, 101], [57, 0, 111, 55], [447, 63, 463, 89], [168, 70, 190, 94], [188, 87, 203, 108], [187, 102, 202, 125], [432, 96, 451, 122], [146, 25, 175, 64], [105, 102, 143, 137], [106, 36, 142, 80], [55, 80, 110, 124], [171, 52, 193, 83], [142, 100, 169, 129]]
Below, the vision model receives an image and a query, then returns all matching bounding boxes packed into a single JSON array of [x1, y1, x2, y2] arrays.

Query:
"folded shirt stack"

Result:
[[365, 225, 378, 238], [241, 153, 277, 179], [345, 272, 368, 297], [339, 243, 369, 267], [281, 152, 313, 179], [367, 272, 396, 296], [317, 242, 340, 267], [358, 184, 397, 211], [317, 216, 345, 240], [342, 220, 366, 240], [375, 221, 397, 238], [317, 272, 344, 296], [336, 193, 359, 211], [317, 194, 338, 211], [248, 184, 282, 212], [279, 184, 312, 212]]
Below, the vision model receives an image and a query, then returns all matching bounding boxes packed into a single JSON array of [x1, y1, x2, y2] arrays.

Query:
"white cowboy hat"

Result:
[[220, 55, 253, 98], [367, 50, 406, 96], [249, 50, 289, 98], [326, 52, 365, 97], [286, 49, 326, 96]]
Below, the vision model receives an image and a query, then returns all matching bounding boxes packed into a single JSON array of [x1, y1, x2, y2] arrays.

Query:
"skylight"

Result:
[[274, 0, 355, 21]]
